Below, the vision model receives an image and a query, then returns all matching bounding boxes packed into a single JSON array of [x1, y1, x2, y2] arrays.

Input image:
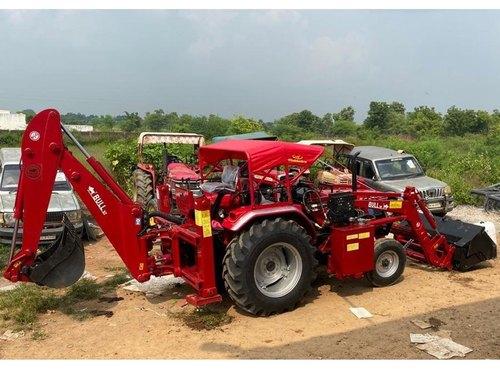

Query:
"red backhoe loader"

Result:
[[2, 109, 496, 315]]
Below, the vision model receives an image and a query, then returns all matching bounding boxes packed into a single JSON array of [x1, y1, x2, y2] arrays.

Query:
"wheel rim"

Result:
[[254, 242, 303, 298], [375, 250, 399, 278]]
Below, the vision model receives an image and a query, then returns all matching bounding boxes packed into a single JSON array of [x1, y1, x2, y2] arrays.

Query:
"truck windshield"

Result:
[[375, 156, 424, 180], [1, 164, 72, 191]]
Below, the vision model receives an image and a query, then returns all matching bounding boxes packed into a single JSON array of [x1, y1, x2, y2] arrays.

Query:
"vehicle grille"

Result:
[[45, 211, 64, 223], [420, 188, 444, 199]]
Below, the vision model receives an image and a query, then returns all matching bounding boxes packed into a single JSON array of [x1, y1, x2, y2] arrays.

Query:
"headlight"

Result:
[[2, 212, 15, 227], [444, 185, 452, 195], [65, 210, 82, 223]]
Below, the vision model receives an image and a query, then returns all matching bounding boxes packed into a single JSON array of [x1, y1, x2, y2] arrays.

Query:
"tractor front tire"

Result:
[[366, 238, 406, 287], [132, 168, 156, 211], [223, 218, 317, 316]]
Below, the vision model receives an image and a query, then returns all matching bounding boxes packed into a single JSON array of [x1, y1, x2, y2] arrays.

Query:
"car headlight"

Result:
[[1, 212, 16, 227], [65, 210, 82, 223], [444, 185, 452, 195]]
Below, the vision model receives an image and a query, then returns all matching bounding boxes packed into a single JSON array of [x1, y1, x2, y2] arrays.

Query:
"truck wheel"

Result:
[[132, 169, 156, 211], [222, 218, 317, 316], [366, 238, 406, 287]]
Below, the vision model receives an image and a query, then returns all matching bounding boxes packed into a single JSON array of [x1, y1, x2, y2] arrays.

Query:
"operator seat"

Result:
[[200, 165, 239, 193]]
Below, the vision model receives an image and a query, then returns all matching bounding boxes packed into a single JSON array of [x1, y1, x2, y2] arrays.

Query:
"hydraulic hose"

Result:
[[147, 211, 184, 225]]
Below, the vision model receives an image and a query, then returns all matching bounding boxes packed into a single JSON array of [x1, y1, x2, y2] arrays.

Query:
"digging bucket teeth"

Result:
[[28, 215, 85, 288], [424, 215, 497, 271]]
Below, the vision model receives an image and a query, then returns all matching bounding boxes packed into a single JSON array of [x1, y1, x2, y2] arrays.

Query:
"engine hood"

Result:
[[0, 191, 80, 213], [379, 176, 448, 193]]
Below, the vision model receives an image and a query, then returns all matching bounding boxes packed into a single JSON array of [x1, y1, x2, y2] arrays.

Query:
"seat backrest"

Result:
[[221, 165, 239, 186]]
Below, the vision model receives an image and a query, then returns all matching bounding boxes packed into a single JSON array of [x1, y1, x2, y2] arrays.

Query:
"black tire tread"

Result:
[[366, 238, 406, 287], [222, 218, 317, 316], [133, 168, 154, 208]]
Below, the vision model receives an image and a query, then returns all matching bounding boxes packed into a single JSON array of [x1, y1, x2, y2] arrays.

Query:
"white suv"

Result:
[[0, 148, 83, 244]]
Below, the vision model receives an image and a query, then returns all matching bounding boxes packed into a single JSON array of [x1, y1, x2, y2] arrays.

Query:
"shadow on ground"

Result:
[[200, 297, 500, 359]]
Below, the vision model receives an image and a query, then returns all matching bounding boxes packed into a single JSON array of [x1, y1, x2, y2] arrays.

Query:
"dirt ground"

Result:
[[0, 206, 499, 359]]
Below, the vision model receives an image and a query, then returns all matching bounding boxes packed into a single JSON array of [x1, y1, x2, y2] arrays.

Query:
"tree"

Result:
[[228, 115, 264, 135], [364, 102, 390, 130], [406, 106, 443, 137], [91, 115, 115, 130], [331, 120, 357, 136], [144, 109, 167, 131], [121, 112, 142, 132], [61, 112, 96, 125], [334, 106, 355, 122], [444, 106, 490, 135], [364, 101, 406, 133]]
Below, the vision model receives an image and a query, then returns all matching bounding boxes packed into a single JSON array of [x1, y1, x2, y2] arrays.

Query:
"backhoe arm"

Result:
[[3, 109, 151, 286]]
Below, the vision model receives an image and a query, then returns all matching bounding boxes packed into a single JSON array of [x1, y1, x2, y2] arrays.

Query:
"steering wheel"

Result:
[[302, 189, 328, 226]]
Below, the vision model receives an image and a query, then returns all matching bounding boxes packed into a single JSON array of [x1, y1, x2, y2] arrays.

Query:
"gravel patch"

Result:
[[447, 205, 500, 230]]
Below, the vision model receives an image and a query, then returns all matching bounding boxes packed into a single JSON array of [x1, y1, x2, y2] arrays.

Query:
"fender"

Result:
[[222, 205, 317, 240], [137, 163, 157, 189]]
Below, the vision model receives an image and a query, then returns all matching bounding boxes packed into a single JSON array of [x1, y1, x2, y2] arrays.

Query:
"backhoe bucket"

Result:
[[28, 216, 85, 288], [426, 216, 497, 270]]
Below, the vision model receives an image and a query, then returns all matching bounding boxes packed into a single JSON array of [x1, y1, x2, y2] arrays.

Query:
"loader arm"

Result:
[[3, 109, 151, 285]]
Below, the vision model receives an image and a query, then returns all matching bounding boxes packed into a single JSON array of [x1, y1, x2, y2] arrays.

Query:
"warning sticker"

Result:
[[389, 200, 403, 209], [195, 209, 212, 238], [358, 232, 370, 239], [347, 242, 359, 251]]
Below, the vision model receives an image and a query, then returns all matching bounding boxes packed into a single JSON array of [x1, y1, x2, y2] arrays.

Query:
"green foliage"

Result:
[[0, 131, 22, 146], [333, 106, 355, 122], [169, 308, 233, 330], [91, 115, 115, 130], [0, 285, 60, 327], [364, 101, 406, 133], [65, 279, 101, 301], [407, 106, 444, 136], [227, 115, 263, 135], [61, 112, 97, 125], [121, 112, 143, 132], [331, 120, 357, 136], [444, 106, 491, 135], [0, 244, 9, 269], [0, 273, 130, 330], [104, 140, 137, 190]]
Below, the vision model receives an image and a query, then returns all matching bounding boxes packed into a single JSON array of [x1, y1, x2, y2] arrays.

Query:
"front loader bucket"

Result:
[[426, 216, 497, 271], [28, 216, 85, 288]]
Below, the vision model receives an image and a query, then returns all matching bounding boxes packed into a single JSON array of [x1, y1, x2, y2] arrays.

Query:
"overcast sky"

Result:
[[1, 10, 499, 121]]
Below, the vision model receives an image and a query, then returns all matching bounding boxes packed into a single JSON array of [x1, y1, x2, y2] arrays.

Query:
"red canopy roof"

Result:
[[199, 140, 324, 173]]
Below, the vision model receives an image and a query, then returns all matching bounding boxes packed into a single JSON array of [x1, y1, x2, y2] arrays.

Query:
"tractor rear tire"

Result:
[[132, 168, 157, 211], [222, 218, 317, 316], [365, 238, 406, 287]]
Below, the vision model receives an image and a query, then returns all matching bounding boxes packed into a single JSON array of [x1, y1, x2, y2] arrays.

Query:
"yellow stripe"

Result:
[[346, 234, 358, 240]]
